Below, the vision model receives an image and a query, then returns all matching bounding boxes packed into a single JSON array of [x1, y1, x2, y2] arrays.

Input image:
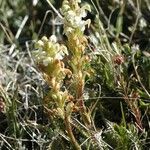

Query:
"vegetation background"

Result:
[[0, 0, 150, 149]]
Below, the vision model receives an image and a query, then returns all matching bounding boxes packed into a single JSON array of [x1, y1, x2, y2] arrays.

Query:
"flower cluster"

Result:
[[61, 0, 93, 92], [61, 0, 91, 35], [34, 35, 70, 83], [61, 0, 93, 127], [34, 35, 72, 118], [35, 35, 68, 66]]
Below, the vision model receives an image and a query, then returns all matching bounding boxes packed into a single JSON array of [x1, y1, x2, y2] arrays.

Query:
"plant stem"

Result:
[[65, 114, 81, 150]]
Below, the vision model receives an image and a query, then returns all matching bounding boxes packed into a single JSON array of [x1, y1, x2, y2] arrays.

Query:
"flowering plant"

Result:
[[34, 1, 93, 149]]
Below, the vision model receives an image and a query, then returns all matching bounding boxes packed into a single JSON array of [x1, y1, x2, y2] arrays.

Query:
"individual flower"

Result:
[[43, 57, 52, 66], [49, 35, 57, 43]]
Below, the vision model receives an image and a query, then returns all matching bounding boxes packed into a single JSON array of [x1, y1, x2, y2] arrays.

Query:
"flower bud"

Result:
[[41, 36, 48, 42], [50, 35, 57, 43], [35, 40, 44, 48], [113, 55, 124, 65]]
